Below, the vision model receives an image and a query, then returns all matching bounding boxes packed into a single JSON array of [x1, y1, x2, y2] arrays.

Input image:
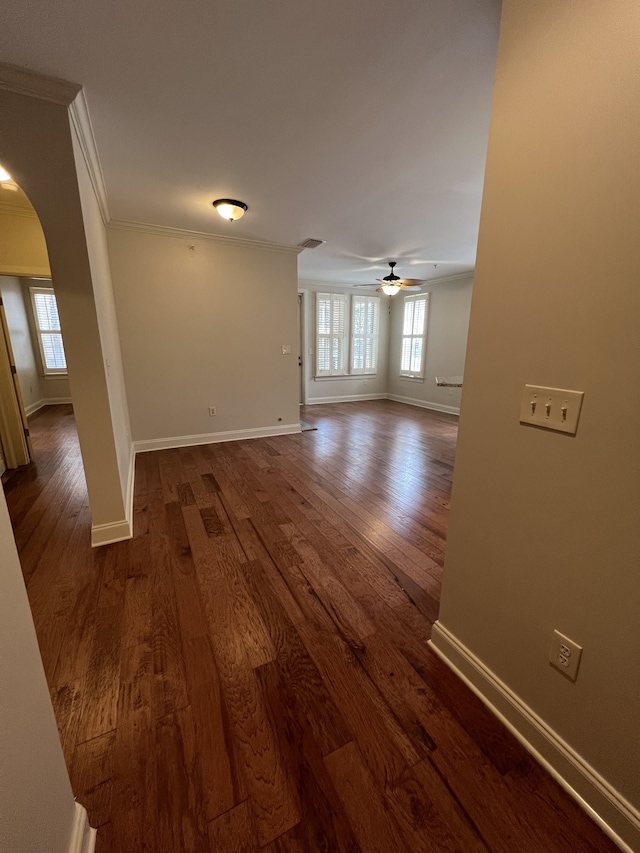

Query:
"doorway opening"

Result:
[[0, 173, 74, 479]]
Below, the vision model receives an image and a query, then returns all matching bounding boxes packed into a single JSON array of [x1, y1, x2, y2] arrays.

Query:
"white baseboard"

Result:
[[305, 393, 387, 405], [68, 802, 96, 853], [91, 517, 133, 548], [429, 621, 639, 853], [124, 441, 135, 536], [132, 422, 301, 454], [90, 442, 135, 547], [387, 393, 460, 415], [25, 397, 73, 417]]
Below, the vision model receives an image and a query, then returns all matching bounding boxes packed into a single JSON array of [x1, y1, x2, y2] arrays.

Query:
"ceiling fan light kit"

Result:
[[381, 283, 401, 296], [354, 261, 425, 295], [212, 198, 248, 221]]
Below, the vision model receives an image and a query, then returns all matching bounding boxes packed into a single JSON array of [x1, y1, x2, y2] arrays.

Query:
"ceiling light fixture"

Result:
[[381, 283, 401, 296], [0, 165, 11, 182], [212, 198, 248, 221]]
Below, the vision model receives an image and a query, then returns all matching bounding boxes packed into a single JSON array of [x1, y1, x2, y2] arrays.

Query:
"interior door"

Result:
[[298, 293, 304, 405], [0, 297, 30, 468]]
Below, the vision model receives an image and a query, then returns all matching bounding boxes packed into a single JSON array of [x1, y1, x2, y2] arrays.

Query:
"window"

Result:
[[315, 292, 381, 378], [351, 295, 379, 374], [316, 292, 348, 376], [29, 286, 67, 374], [400, 293, 429, 379]]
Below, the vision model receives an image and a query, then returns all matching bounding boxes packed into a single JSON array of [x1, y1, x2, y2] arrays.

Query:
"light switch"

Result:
[[519, 385, 584, 435]]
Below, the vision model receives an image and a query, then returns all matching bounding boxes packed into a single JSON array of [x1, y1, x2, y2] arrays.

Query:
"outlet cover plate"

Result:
[[549, 629, 583, 681], [520, 385, 584, 435]]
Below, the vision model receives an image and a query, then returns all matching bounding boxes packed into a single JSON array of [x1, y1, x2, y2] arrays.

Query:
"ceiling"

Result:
[[0, 0, 501, 286]]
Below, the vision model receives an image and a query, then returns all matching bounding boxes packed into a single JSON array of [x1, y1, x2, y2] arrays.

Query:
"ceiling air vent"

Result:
[[298, 237, 326, 249]]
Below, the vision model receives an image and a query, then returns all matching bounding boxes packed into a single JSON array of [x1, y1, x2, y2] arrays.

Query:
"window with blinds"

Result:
[[351, 295, 379, 374], [315, 292, 381, 378], [29, 286, 67, 374], [400, 293, 429, 378], [316, 292, 348, 376]]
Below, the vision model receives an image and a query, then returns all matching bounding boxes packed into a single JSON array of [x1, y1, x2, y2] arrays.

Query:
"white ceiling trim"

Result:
[[298, 279, 369, 289], [69, 91, 111, 226], [419, 271, 475, 286], [108, 218, 304, 256], [0, 61, 80, 105]]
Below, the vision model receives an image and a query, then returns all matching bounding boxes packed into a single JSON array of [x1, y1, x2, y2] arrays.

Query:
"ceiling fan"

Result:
[[354, 261, 425, 296]]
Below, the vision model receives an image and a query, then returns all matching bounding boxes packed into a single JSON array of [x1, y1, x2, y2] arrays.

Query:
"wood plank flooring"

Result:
[[3, 401, 619, 852]]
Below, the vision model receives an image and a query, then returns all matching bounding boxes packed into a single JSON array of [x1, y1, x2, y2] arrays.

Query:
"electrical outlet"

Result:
[[549, 629, 582, 681], [208, 406, 216, 417]]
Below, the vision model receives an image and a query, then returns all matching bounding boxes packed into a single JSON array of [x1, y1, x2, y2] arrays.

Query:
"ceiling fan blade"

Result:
[[401, 278, 427, 286], [400, 284, 422, 291], [352, 283, 378, 287]]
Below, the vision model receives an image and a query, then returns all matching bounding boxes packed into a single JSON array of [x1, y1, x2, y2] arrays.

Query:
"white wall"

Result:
[[0, 487, 79, 853], [432, 1, 640, 849], [387, 274, 472, 414], [0, 276, 72, 413], [299, 281, 390, 404], [107, 226, 300, 444], [70, 124, 132, 504]]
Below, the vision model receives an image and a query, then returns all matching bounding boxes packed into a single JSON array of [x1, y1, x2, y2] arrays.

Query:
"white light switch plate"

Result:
[[519, 385, 584, 435]]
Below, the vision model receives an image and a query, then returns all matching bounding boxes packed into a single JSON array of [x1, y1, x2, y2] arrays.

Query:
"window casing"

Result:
[[29, 286, 67, 374], [350, 295, 379, 375], [400, 293, 429, 379]]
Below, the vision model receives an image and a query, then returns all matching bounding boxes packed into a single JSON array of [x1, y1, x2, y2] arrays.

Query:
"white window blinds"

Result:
[[30, 287, 67, 373], [351, 295, 379, 374], [400, 294, 429, 378], [316, 292, 347, 376]]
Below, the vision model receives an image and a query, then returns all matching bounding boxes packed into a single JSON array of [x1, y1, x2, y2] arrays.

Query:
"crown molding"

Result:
[[0, 61, 80, 106], [298, 278, 370, 289], [425, 270, 475, 285], [69, 90, 111, 226], [0, 200, 38, 218], [108, 218, 304, 255]]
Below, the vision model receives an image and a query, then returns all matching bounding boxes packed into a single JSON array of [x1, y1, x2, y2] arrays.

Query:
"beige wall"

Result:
[[299, 281, 390, 404], [0, 87, 128, 537], [433, 0, 640, 847], [0, 487, 77, 853], [0, 206, 50, 277], [107, 226, 300, 443], [387, 274, 472, 413]]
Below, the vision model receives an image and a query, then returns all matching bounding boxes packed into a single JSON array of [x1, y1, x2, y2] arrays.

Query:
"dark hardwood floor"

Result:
[[3, 401, 618, 852]]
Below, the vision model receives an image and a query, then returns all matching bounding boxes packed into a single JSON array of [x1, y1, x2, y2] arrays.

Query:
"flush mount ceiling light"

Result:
[[212, 198, 248, 221]]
